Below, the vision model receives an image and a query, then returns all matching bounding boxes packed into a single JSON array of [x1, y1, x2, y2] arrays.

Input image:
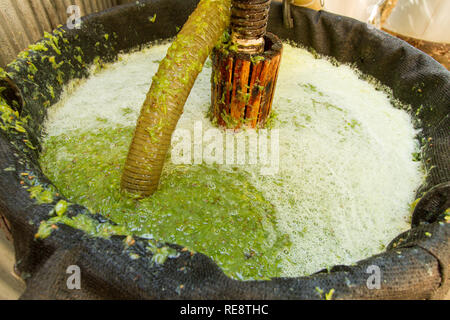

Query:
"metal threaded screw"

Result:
[[231, 0, 271, 54]]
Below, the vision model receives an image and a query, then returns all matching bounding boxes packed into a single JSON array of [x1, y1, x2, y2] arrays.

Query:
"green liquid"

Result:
[[40, 126, 291, 280]]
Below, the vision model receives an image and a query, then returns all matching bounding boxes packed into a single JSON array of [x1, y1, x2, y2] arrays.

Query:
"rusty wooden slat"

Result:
[[265, 52, 282, 123], [230, 59, 251, 125], [246, 61, 263, 126], [260, 54, 281, 124], [224, 57, 234, 114], [254, 58, 273, 124]]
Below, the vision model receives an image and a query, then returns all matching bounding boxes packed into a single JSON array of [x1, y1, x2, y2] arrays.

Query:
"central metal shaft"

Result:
[[231, 0, 271, 54]]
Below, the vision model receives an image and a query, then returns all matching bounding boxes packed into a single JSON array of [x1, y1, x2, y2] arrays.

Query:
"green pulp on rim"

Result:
[[40, 126, 291, 280]]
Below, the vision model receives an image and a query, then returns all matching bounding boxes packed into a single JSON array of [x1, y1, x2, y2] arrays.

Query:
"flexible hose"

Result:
[[121, 0, 231, 196]]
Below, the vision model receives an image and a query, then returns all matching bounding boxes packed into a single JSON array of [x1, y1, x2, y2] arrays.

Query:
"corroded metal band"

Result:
[[231, 0, 271, 54]]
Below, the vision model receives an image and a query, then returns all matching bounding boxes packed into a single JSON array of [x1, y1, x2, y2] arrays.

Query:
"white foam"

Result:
[[43, 43, 424, 276], [44, 43, 171, 136]]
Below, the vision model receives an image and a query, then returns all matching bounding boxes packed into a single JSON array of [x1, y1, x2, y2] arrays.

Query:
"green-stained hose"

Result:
[[121, 0, 231, 196]]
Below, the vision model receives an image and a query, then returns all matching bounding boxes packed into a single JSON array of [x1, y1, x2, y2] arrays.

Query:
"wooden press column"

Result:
[[210, 0, 283, 129]]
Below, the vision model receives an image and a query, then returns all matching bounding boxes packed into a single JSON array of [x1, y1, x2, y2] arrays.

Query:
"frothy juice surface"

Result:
[[40, 42, 424, 279]]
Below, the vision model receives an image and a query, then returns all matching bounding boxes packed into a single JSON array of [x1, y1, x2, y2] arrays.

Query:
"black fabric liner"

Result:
[[0, 0, 448, 299]]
